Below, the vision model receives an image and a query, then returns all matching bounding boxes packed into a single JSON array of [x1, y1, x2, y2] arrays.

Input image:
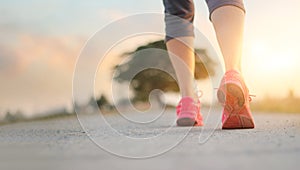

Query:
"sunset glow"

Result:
[[250, 41, 297, 75], [0, 0, 299, 114]]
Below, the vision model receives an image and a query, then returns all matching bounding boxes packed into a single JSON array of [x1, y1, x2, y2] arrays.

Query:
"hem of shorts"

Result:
[[209, 4, 246, 21], [165, 35, 195, 43]]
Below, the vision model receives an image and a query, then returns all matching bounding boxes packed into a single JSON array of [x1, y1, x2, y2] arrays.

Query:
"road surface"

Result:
[[0, 109, 299, 170]]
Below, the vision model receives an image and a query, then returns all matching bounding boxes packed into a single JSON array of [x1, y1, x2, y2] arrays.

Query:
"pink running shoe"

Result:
[[176, 97, 203, 126], [217, 70, 255, 129]]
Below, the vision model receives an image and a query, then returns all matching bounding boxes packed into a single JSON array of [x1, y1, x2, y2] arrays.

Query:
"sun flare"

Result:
[[250, 41, 297, 75]]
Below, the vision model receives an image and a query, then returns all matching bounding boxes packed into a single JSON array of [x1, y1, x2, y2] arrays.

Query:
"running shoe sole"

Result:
[[177, 117, 196, 126], [218, 83, 255, 129]]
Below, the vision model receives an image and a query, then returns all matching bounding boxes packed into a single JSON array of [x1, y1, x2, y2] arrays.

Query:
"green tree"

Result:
[[96, 95, 109, 108], [114, 40, 215, 103]]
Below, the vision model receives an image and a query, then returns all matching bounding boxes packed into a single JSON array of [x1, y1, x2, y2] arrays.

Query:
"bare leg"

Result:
[[166, 37, 197, 99], [212, 6, 255, 129], [211, 6, 245, 72]]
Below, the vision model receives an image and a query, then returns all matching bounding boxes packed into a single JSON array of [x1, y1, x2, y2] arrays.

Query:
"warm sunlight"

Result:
[[1, 1, 300, 168], [250, 40, 297, 76], [243, 39, 300, 99]]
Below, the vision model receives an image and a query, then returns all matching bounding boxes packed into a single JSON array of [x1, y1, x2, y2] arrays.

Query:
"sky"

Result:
[[0, 0, 300, 116]]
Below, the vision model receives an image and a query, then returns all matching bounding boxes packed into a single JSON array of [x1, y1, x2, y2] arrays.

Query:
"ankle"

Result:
[[225, 65, 241, 73]]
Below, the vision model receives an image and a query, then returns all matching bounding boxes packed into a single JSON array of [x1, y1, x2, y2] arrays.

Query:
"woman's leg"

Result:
[[163, 0, 203, 126], [166, 37, 196, 99], [206, 1, 255, 128], [211, 5, 245, 72], [163, 0, 197, 99]]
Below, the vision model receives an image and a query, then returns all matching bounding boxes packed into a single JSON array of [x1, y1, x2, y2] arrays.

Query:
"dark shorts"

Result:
[[163, 0, 245, 42]]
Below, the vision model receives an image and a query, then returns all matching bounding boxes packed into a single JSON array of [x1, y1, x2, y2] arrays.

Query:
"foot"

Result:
[[176, 97, 204, 126], [217, 70, 255, 129]]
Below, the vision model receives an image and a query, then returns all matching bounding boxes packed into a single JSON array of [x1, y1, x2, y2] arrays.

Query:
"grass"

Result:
[[251, 95, 300, 113]]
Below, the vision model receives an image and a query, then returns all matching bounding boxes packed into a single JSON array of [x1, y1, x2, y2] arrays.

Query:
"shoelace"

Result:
[[176, 81, 203, 115], [193, 80, 203, 100], [249, 94, 256, 102]]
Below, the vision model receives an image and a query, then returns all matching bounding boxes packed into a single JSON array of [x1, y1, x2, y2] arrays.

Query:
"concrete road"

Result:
[[0, 109, 299, 170]]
